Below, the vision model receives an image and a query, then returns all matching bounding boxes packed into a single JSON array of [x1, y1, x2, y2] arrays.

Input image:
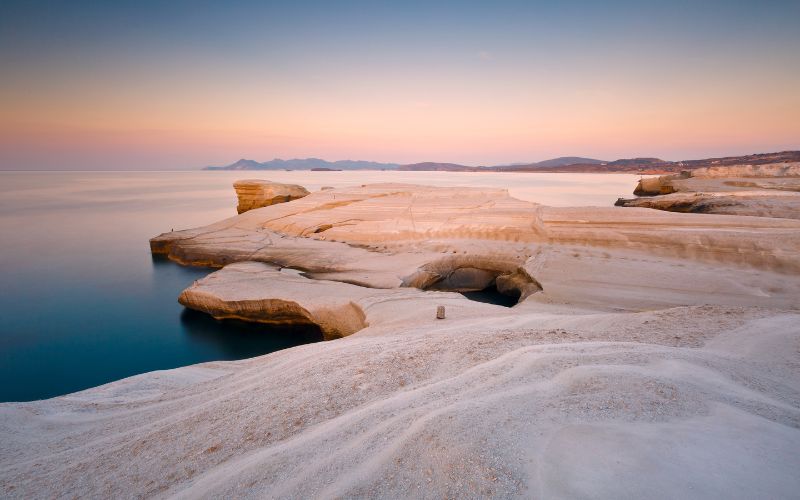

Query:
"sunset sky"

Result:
[[1, 0, 798, 170]]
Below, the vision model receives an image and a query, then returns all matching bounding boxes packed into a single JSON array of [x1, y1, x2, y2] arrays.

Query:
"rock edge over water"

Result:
[[1, 182, 799, 498], [233, 179, 310, 214], [618, 163, 800, 219]]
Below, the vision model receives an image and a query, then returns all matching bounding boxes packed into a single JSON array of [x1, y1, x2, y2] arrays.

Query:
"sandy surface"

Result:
[[2, 182, 799, 498]]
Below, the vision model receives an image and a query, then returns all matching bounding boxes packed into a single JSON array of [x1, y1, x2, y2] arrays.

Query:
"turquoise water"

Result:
[[0, 170, 638, 402], [0, 171, 326, 402]]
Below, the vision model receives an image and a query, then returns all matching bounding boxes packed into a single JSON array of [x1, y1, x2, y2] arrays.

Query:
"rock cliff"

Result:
[[620, 163, 800, 218], [233, 179, 310, 214]]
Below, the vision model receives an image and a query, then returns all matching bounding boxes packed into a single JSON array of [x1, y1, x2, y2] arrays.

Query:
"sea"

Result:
[[0, 170, 639, 401]]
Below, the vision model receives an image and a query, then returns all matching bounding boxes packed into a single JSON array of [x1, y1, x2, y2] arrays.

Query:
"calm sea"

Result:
[[0, 170, 638, 402]]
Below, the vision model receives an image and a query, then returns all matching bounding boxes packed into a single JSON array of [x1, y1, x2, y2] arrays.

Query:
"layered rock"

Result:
[[150, 183, 800, 337], [178, 261, 511, 339], [692, 163, 800, 178], [3, 301, 799, 498], [179, 263, 369, 339], [2, 182, 800, 498], [402, 255, 543, 301], [233, 179, 310, 214], [632, 163, 800, 197], [616, 191, 800, 219], [622, 163, 800, 218], [151, 183, 800, 277], [633, 172, 688, 195]]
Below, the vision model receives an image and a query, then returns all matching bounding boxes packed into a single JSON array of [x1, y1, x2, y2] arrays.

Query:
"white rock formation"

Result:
[[178, 262, 507, 340], [233, 179, 310, 214], [2, 182, 799, 498], [152, 183, 800, 275], [622, 163, 800, 218], [1, 303, 798, 498], [692, 162, 800, 178]]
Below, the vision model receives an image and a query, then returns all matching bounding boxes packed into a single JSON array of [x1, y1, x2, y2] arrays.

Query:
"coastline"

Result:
[[2, 178, 799, 497]]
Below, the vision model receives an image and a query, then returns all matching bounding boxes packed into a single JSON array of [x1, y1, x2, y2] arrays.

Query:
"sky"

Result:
[[1, 0, 798, 170]]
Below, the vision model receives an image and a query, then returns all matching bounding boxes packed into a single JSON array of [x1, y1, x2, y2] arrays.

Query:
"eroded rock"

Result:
[[402, 254, 543, 304], [4, 180, 800, 499], [178, 261, 511, 338], [179, 262, 370, 339], [233, 179, 310, 214], [633, 172, 687, 196], [152, 183, 800, 279], [616, 191, 800, 219], [623, 163, 800, 219], [692, 163, 800, 178]]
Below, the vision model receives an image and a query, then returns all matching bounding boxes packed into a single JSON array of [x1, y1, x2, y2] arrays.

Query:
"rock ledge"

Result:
[[233, 179, 310, 213]]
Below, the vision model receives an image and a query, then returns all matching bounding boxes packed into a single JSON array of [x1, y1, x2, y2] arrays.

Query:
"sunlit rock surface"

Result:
[[152, 183, 800, 274], [233, 179, 310, 214], [2, 182, 799, 498], [621, 163, 800, 218], [178, 262, 506, 340]]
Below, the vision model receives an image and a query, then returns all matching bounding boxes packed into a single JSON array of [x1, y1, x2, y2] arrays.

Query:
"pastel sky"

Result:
[[1, 0, 798, 170]]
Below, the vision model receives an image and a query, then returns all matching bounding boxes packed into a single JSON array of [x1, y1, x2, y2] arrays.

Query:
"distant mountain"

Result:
[[515, 156, 605, 168], [606, 157, 666, 167], [204, 151, 800, 174], [494, 152, 800, 173], [205, 158, 400, 171], [399, 157, 607, 172], [211, 159, 263, 170], [398, 162, 479, 172], [676, 150, 800, 169], [495, 156, 669, 173]]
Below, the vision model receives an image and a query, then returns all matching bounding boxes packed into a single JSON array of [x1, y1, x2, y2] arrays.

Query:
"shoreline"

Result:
[[2, 178, 799, 497]]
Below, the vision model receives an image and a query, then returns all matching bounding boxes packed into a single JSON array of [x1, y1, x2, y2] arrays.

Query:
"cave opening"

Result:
[[405, 260, 544, 308], [421, 266, 526, 307], [460, 284, 520, 307]]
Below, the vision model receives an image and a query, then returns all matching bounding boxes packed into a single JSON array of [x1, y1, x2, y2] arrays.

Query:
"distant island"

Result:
[[205, 151, 800, 174]]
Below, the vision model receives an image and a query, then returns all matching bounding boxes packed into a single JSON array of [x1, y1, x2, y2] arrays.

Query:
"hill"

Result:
[[205, 158, 400, 171], [205, 151, 800, 174]]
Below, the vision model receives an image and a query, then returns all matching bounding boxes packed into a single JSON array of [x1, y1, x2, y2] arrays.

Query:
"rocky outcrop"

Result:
[[633, 172, 688, 196], [4, 182, 800, 498], [633, 163, 800, 197], [233, 179, 310, 214], [179, 263, 370, 339], [692, 163, 800, 178], [151, 183, 800, 277], [622, 163, 800, 219], [401, 255, 543, 302], [178, 261, 511, 339], [616, 191, 800, 219], [150, 182, 800, 342]]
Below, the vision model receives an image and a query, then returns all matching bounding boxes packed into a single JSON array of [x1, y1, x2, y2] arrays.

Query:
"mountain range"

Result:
[[205, 151, 800, 174], [205, 158, 399, 171], [207, 156, 604, 172]]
